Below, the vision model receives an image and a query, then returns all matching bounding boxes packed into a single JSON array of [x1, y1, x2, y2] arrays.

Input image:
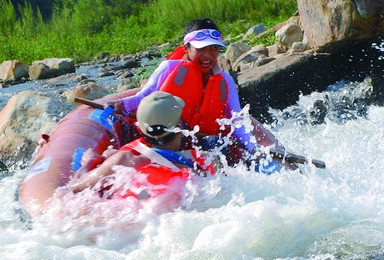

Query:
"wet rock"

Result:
[[310, 100, 327, 125], [29, 58, 75, 80], [0, 60, 29, 81], [45, 73, 87, 87], [117, 70, 134, 79], [122, 59, 141, 69], [98, 71, 115, 77], [0, 90, 74, 167], [0, 160, 8, 172], [63, 82, 110, 102]]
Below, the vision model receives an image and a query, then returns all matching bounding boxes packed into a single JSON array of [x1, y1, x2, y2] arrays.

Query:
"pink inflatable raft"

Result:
[[18, 89, 325, 216], [18, 89, 142, 216]]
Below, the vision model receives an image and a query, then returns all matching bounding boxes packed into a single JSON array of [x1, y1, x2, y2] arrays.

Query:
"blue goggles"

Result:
[[183, 29, 222, 45]]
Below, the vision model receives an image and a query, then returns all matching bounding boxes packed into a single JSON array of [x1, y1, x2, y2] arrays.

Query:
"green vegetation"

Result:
[[0, 0, 297, 64]]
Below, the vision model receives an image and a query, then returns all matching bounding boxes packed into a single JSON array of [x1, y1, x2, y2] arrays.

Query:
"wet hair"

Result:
[[143, 132, 178, 147], [184, 18, 220, 36]]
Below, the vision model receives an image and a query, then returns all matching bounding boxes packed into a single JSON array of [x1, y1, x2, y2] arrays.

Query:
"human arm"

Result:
[[222, 73, 284, 151], [104, 60, 181, 114], [70, 150, 150, 193], [74, 148, 119, 176], [223, 77, 298, 171]]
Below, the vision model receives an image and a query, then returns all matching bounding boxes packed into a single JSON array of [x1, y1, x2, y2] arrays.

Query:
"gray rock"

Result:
[[275, 23, 303, 50], [29, 58, 75, 80], [0, 60, 29, 81], [224, 42, 252, 65], [63, 82, 110, 102], [0, 90, 74, 167]]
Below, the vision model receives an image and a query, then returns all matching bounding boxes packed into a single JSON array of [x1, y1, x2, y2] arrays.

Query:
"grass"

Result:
[[0, 0, 297, 64]]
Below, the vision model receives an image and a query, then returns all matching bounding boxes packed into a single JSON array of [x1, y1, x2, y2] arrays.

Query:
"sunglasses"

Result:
[[146, 124, 167, 136], [146, 122, 182, 137], [183, 29, 222, 45]]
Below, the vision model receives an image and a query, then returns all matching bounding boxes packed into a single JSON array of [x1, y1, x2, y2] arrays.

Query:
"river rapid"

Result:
[[1, 57, 384, 259]]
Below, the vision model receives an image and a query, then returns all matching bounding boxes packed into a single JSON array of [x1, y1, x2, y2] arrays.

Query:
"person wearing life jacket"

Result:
[[71, 91, 216, 199], [104, 18, 296, 171]]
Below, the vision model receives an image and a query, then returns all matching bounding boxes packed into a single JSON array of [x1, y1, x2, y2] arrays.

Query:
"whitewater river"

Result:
[[1, 61, 384, 259]]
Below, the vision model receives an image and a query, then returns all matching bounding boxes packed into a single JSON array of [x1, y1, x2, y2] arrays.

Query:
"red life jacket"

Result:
[[159, 60, 228, 135], [115, 138, 213, 199], [120, 138, 214, 174], [116, 164, 190, 200]]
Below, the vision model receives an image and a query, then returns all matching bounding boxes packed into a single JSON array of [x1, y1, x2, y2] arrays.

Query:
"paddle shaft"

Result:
[[74, 97, 105, 109], [269, 148, 326, 169], [74, 96, 136, 118], [74, 97, 326, 169]]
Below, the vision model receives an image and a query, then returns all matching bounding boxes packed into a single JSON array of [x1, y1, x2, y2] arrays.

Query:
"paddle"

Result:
[[74, 96, 136, 118], [269, 148, 326, 169], [74, 96, 104, 109], [74, 96, 326, 169]]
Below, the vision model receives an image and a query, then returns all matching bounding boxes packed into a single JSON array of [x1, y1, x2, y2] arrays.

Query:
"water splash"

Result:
[[372, 41, 384, 60], [270, 77, 373, 126], [3, 76, 384, 258]]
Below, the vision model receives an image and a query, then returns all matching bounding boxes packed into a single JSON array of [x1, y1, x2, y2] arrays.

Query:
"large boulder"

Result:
[[235, 1, 384, 122], [0, 90, 75, 168], [0, 60, 29, 82], [63, 81, 111, 102], [298, 0, 384, 49], [29, 58, 75, 80], [238, 37, 384, 122]]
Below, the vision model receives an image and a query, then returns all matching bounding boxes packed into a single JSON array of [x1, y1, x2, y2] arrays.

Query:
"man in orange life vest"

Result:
[[70, 91, 216, 197]]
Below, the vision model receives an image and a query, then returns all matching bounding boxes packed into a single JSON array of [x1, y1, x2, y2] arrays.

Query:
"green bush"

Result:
[[0, 0, 297, 64]]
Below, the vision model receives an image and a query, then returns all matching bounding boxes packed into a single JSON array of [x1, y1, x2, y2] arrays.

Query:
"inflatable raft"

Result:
[[18, 89, 142, 216], [19, 88, 323, 217]]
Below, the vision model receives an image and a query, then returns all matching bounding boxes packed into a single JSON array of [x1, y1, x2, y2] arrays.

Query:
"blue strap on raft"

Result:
[[152, 148, 194, 168], [72, 106, 116, 171], [72, 147, 86, 171], [72, 147, 195, 172], [89, 106, 116, 130]]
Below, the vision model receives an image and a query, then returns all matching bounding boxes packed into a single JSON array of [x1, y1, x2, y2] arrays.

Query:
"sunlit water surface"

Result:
[[1, 72, 384, 259]]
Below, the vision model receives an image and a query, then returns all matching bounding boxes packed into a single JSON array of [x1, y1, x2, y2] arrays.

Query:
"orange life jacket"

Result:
[[159, 60, 228, 135], [166, 46, 186, 60]]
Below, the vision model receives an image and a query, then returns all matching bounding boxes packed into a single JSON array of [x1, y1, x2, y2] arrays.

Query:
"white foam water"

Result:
[[1, 77, 384, 260]]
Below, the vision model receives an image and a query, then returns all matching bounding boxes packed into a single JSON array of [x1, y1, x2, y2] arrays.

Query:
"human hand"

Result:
[[54, 185, 72, 199], [73, 149, 105, 179], [103, 100, 126, 114], [256, 158, 280, 175]]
